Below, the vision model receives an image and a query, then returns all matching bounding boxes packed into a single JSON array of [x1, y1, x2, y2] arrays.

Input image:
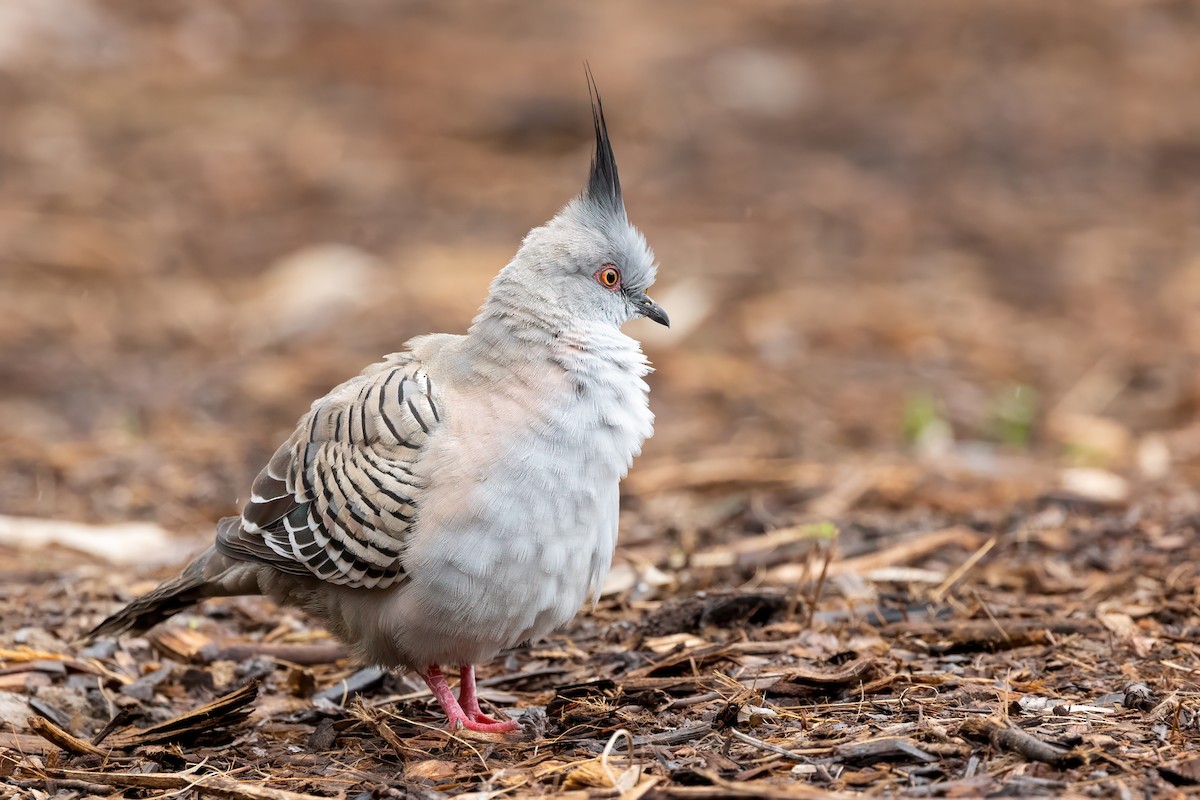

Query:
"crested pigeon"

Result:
[[89, 75, 668, 734]]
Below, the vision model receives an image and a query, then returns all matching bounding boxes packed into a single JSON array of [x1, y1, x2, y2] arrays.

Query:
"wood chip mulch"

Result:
[[3, 462, 1199, 799]]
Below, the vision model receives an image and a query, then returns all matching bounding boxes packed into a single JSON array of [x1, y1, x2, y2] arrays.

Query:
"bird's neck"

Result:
[[465, 286, 643, 382], [466, 277, 568, 353]]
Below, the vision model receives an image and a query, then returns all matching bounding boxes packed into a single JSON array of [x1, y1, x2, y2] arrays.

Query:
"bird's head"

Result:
[[479, 73, 668, 333]]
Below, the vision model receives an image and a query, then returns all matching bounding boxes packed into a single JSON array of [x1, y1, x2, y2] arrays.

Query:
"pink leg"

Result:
[[457, 665, 514, 729], [420, 664, 518, 734]]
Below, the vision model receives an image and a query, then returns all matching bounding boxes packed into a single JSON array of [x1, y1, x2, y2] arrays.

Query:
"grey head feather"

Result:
[[583, 66, 624, 221], [471, 69, 659, 334]]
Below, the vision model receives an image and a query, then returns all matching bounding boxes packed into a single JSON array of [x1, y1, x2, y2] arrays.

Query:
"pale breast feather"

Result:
[[215, 356, 439, 589]]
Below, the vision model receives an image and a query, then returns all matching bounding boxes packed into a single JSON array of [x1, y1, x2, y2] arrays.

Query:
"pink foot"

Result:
[[458, 665, 519, 731], [452, 714, 521, 734], [420, 664, 519, 734]]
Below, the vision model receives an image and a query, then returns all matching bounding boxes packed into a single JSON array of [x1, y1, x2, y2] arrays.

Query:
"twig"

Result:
[[0, 648, 131, 685], [623, 459, 830, 495], [205, 642, 349, 665], [727, 728, 810, 763], [11, 777, 117, 795], [346, 702, 411, 760], [959, 717, 1080, 768], [807, 468, 873, 518], [804, 534, 836, 630], [24, 767, 327, 800], [769, 656, 877, 693], [832, 736, 937, 765], [579, 723, 713, 749], [882, 618, 1099, 654], [659, 769, 844, 798], [973, 590, 1012, 645], [930, 537, 996, 601], [377, 708, 491, 770], [27, 715, 107, 757], [770, 526, 985, 585], [691, 525, 832, 569], [91, 708, 138, 746]]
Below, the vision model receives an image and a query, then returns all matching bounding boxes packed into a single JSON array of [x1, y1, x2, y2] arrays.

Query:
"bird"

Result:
[[88, 73, 668, 734]]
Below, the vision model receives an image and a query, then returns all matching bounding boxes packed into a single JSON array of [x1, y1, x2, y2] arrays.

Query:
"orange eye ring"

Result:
[[596, 266, 621, 290]]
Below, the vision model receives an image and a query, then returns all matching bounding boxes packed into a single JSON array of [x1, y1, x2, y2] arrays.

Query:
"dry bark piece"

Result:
[[347, 704, 411, 760], [404, 758, 458, 781], [206, 642, 349, 666], [91, 708, 139, 746], [689, 527, 834, 569], [0, 660, 66, 678], [632, 724, 714, 747], [105, 681, 258, 749], [768, 526, 985, 585], [25, 766, 331, 800], [623, 459, 829, 495], [958, 717, 1081, 768], [285, 665, 317, 697], [120, 663, 173, 701], [768, 656, 878, 695], [831, 737, 937, 766], [312, 666, 386, 705], [0, 732, 58, 757], [0, 673, 51, 691], [624, 687, 674, 712], [0, 649, 129, 685], [884, 617, 1101, 654], [147, 627, 213, 660], [1123, 682, 1158, 711], [26, 715, 107, 757], [628, 643, 737, 679], [640, 591, 789, 637], [304, 717, 337, 751], [1159, 758, 1200, 787], [547, 680, 620, 725], [658, 768, 847, 798]]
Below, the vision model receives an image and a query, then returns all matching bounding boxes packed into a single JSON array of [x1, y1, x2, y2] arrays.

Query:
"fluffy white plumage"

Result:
[[315, 319, 655, 669]]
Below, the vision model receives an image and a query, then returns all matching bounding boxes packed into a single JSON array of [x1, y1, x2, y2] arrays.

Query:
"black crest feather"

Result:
[[584, 64, 624, 218]]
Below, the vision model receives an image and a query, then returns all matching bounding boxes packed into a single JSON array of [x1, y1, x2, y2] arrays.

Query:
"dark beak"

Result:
[[631, 292, 669, 327]]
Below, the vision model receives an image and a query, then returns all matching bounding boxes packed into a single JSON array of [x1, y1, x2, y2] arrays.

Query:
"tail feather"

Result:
[[87, 546, 248, 640], [88, 574, 212, 639]]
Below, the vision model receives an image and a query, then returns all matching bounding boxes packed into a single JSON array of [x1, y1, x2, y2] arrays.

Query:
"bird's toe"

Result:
[[461, 717, 520, 734], [469, 712, 504, 726]]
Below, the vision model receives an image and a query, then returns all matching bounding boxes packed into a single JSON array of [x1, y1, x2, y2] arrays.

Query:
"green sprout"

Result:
[[903, 390, 951, 449], [990, 384, 1037, 448]]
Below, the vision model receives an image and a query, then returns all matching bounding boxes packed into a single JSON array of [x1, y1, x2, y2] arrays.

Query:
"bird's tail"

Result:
[[87, 545, 244, 640]]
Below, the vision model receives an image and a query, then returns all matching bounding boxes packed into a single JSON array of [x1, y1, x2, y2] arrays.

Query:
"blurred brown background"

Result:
[[3, 0, 1200, 535]]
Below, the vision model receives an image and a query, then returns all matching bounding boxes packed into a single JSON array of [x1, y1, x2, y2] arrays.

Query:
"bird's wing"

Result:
[[216, 354, 439, 589]]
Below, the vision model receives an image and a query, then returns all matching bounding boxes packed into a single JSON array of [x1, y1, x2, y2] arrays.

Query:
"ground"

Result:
[[2, 1, 1200, 798]]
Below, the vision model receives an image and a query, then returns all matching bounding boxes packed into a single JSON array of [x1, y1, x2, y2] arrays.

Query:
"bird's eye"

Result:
[[596, 266, 621, 290]]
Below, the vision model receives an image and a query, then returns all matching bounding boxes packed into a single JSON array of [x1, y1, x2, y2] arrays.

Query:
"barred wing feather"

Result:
[[216, 356, 437, 589]]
